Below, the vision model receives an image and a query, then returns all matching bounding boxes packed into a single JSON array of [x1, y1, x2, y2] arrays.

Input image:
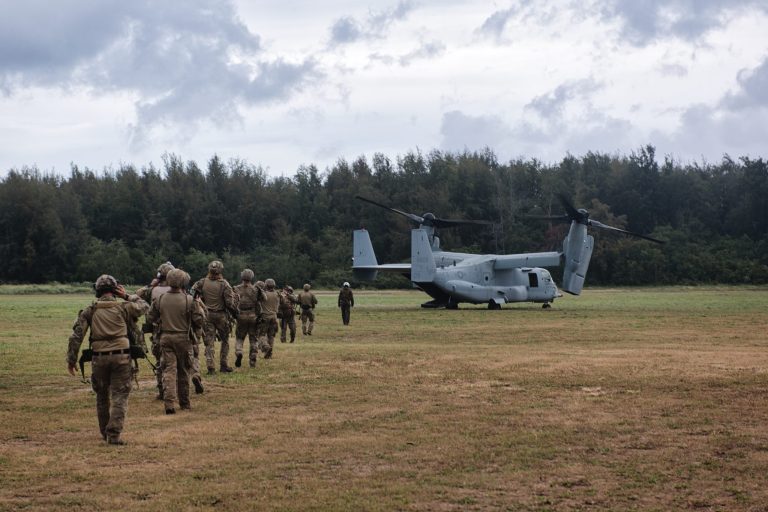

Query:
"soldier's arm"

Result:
[[312, 293, 318, 307], [148, 300, 160, 324], [223, 282, 239, 312], [67, 308, 92, 374], [191, 301, 206, 340], [338, 291, 343, 307], [350, 291, 354, 307]]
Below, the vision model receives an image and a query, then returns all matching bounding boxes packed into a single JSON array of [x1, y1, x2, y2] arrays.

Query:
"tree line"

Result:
[[1, 146, 766, 287]]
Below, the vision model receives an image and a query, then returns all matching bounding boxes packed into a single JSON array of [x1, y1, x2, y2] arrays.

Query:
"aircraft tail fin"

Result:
[[352, 229, 379, 280], [411, 229, 436, 282], [561, 222, 593, 295]]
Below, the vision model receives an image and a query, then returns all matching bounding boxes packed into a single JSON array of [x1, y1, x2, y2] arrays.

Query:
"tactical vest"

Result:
[[90, 301, 130, 352], [235, 284, 259, 312], [156, 292, 193, 334], [201, 278, 227, 311], [260, 289, 280, 316], [151, 284, 172, 303]]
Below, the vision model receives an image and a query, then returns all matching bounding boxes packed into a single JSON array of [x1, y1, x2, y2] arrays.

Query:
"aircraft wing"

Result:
[[352, 263, 411, 272], [492, 252, 562, 270]]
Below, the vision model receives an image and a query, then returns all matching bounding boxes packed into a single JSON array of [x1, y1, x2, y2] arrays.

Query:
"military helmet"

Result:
[[265, 278, 276, 289], [343, 282, 350, 288], [208, 260, 224, 274], [285, 285, 294, 293], [255, 280, 265, 289], [166, 269, 190, 288], [303, 283, 311, 291], [241, 269, 255, 281], [94, 274, 118, 296], [156, 261, 175, 279]]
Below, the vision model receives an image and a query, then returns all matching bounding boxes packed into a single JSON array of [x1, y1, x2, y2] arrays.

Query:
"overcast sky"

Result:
[[1, 0, 767, 176]]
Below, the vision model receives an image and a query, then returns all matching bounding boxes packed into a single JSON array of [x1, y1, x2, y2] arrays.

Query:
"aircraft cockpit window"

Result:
[[528, 273, 539, 288]]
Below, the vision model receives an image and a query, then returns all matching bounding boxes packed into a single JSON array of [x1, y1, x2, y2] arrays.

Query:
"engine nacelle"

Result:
[[561, 222, 593, 295]]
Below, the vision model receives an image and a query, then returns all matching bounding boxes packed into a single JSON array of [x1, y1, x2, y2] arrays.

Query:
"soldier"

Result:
[[67, 275, 149, 445], [135, 262, 173, 399], [297, 283, 318, 336], [149, 269, 205, 414], [234, 269, 261, 368], [192, 260, 238, 374], [256, 278, 280, 358], [279, 285, 298, 343], [338, 282, 354, 325]]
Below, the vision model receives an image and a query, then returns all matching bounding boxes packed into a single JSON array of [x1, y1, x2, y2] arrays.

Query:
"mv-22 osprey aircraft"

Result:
[[352, 195, 664, 309]]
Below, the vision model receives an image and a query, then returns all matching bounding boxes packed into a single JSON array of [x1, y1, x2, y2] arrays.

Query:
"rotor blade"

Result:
[[522, 214, 571, 222], [557, 194, 587, 223], [355, 195, 424, 224], [589, 220, 666, 244], [432, 218, 495, 228]]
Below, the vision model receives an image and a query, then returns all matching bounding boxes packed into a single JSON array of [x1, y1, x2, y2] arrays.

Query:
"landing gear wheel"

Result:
[[446, 300, 459, 310], [542, 303, 552, 309], [488, 300, 502, 310]]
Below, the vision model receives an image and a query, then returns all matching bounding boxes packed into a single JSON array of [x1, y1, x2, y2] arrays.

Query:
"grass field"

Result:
[[1, 287, 767, 511]]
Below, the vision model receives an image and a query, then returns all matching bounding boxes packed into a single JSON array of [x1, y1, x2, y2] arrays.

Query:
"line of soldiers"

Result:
[[67, 260, 318, 445]]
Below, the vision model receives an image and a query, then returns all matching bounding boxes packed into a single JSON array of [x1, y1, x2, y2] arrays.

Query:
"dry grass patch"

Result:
[[1, 287, 767, 510]]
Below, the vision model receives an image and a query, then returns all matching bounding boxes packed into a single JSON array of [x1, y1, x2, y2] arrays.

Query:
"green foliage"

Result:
[[1, 148, 766, 286]]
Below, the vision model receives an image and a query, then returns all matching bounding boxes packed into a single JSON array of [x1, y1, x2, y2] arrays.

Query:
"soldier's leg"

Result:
[[151, 336, 164, 399], [235, 319, 247, 368], [301, 312, 308, 335], [105, 355, 133, 444], [161, 341, 178, 412], [216, 315, 232, 371], [280, 316, 287, 342], [288, 315, 296, 342], [265, 318, 278, 358], [90, 358, 111, 440], [176, 340, 191, 409], [307, 310, 315, 335], [203, 320, 217, 373], [189, 341, 204, 394]]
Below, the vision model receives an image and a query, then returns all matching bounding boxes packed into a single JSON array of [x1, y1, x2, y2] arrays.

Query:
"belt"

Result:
[[92, 348, 131, 356]]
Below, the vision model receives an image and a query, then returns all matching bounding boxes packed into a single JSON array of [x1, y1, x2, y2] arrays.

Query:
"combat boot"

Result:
[[165, 408, 175, 415], [107, 437, 126, 445], [192, 376, 204, 394], [235, 354, 242, 367], [220, 365, 234, 373], [207, 367, 216, 375]]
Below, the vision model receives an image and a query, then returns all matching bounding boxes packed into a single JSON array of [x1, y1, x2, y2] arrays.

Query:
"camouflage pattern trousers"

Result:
[[300, 308, 315, 335], [235, 311, 260, 367], [279, 312, 296, 342], [159, 334, 192, 411], [203, 310, 231, 370], [258, 314, 279, 358], [90, 353, 132, 442]]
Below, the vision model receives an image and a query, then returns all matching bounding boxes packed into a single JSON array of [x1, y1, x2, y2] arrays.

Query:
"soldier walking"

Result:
[[192, 260, 238, 374], [298, 283, 318, 336], [234, 269, 261, 368], [279, 285, 298, 343], [149, 269, 205, 414], [338, 282, 354, 325], [257, 278, 280, 358], [67, 275, 149, 445]]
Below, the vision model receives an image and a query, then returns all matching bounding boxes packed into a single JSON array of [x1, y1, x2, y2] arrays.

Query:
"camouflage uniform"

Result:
[[67, 276, 148, 444], [279, 286, 298, 343], [298, 284, 318, 335], [257, 279, 280, 358], [135, 267, 175, 397], [192, 261, 238, 373], [149, 270, 205, 414], [338, 283, 354, 326], [234, 270, 261, 368]]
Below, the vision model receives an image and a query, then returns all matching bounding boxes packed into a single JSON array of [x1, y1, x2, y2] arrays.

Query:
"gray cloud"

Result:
[[398, 41, 446, 66], [439, 110, 512, 152], [328, 1, 415, 46], [476, 8, 516, 40], [722, 57, 768, 109], [525, 78, 603, 119], [601, 0, 768, 45], [0, 0, 317, 144]]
